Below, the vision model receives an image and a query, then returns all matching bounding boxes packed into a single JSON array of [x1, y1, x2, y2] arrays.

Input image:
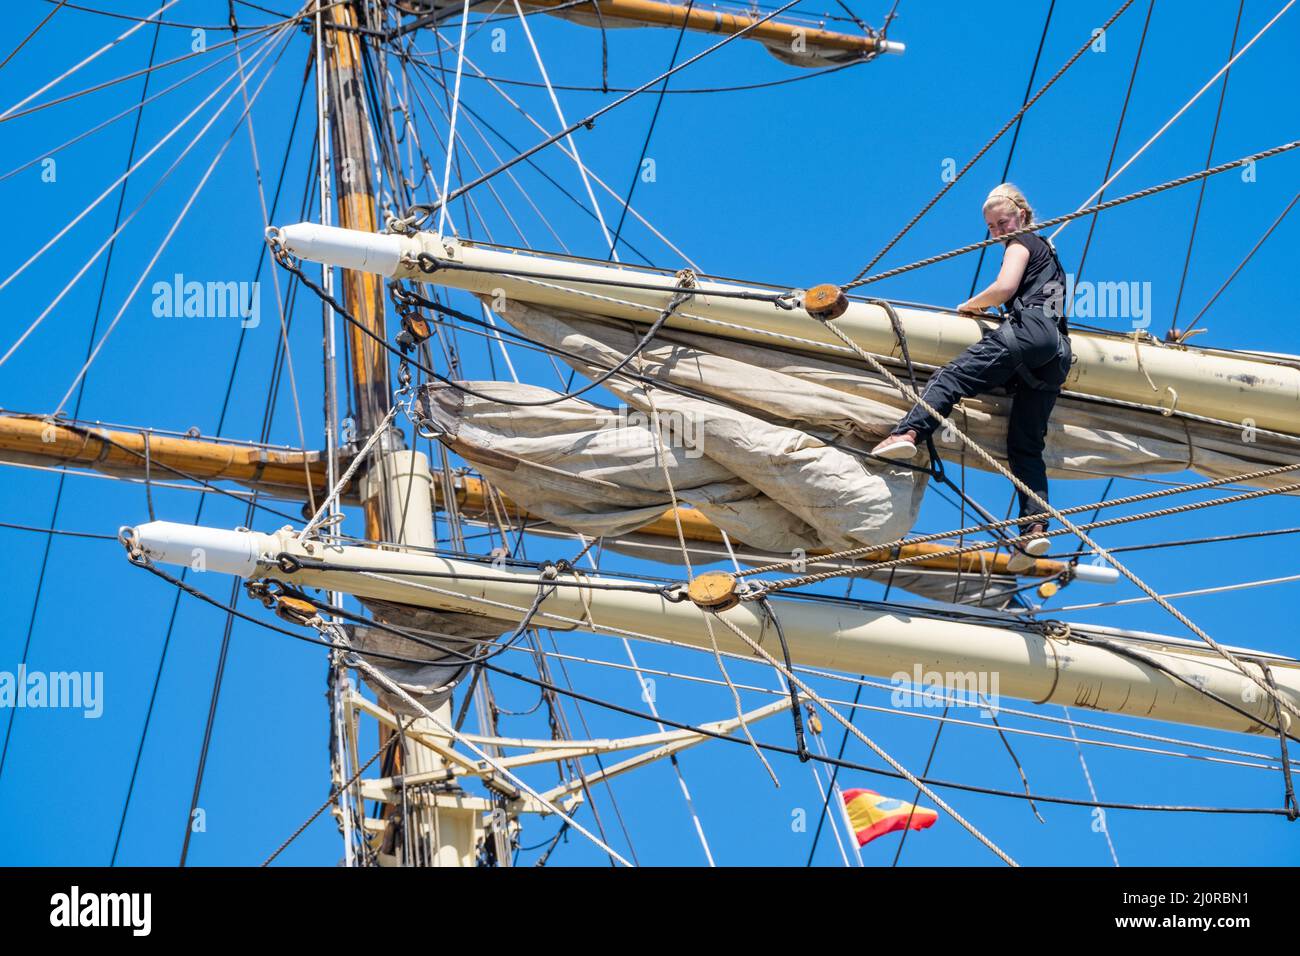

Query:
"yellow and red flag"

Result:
[[841, 788, 938, 846]]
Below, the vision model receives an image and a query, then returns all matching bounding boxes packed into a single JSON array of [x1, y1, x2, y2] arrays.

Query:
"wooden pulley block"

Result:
[[804, 284, 849, 321], [275, 595, 320, 626], [687, 570, 741, 612], [402, 314, 432, 343], [806, 708, 823, 735]]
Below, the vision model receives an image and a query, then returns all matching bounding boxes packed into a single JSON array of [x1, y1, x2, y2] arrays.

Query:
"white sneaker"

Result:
[[1006, 524, 1050, 574], [871, 432, 919, 461], [1023, 535, 1051, 558]]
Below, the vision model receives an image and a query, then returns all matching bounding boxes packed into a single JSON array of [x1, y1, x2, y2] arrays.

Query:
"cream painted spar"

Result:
[[275, 223, 1300, 435], [126, 520, 1300, 739]]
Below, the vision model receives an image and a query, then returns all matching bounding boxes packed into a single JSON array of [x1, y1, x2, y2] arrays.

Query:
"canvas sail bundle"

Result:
[[418, 376, 927, 553], [418, 380, 1032, 604], [345, 598, 504, 716], [414, 298, 1299, 562]]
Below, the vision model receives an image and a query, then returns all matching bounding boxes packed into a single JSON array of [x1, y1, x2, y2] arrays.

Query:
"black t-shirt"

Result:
[[1006, 232, 1066, 322]]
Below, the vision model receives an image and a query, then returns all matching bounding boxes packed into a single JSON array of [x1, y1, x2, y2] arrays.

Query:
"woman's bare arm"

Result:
[[957, 242, 1029, 313]]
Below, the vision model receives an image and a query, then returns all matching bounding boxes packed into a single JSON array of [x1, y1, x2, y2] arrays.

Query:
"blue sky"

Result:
[[0, 0, 1297, 866]]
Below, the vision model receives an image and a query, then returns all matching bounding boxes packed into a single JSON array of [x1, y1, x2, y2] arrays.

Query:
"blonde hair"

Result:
[[983, 183, 1034, 225]]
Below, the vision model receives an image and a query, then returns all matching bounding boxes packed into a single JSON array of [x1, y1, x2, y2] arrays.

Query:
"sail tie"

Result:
[[1256, 659, 1300, 821], [142, 430, 156, 523], [1131, 329, 1178, 416]]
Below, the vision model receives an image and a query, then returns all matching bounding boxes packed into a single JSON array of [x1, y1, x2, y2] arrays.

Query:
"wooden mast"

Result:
[[323, 1, 392, 543], [320, 1, 495, 866], [318, 0, 412, 865]]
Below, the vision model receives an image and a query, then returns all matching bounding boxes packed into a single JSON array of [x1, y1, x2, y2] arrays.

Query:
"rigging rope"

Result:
[[0, 11, 302, 125], [177, 50, 319, 854], [891, 704, 948, 866], [473, 484, 638, 865], [510, 0, 618, 258], [400, 45, 872, 96], [1178, 188, 1300, 342], [0, 10, 168, 793], [842, 138, 1300, 291], [1, 0, 68, 71], [752, 480, 1300, 591], [635, 358, 782, 782], [262, 727, 403, 866], [966, 0, 1055, 296], [1075, 0, 1155, 284], [1050, 0, 1295, 244], [390, 0, 804, 230], [1257, 661, 1300, 820], [708, 610, 1018, 866], [1167, 0, 1244, 337], [0, 521, 115, 540], [845, 0, 1135, 284], [0, 0, 181, 122], [1, 19, 296, 367], [435, 0, 471, 238], [298, 402, 400, 541], [1064, 705, 1121, 865], [1055, 523, 1300, 559], [1049, 571, 1300, 613], [513, 643, 1292, 769], [114, 109, 318, 864], [399, 39, 701, 266], [736, 461, 1300, 579], [606, 0, 695, 257], [1073, 633, 1295, 745], [808, 571, 891, 866]]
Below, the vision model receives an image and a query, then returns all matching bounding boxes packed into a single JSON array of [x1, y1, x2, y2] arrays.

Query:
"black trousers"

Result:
[[896, 307, 1071, 529]]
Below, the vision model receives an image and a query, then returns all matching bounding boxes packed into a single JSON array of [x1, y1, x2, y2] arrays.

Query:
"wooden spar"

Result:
[[275, 227, 1300, 436], [323, 3, 392, 541], [516, 0, 903, 58], [395, 0, 903, 60], [0, 414, 328, 495], [124, 520, 1300, 738], [0, 413, 1069, 579], [0, 417, 1064, 580], [409, 239, 1300, 435]]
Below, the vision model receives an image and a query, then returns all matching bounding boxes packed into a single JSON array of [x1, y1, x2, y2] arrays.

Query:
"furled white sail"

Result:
[[415, 296, 1299, 560]]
